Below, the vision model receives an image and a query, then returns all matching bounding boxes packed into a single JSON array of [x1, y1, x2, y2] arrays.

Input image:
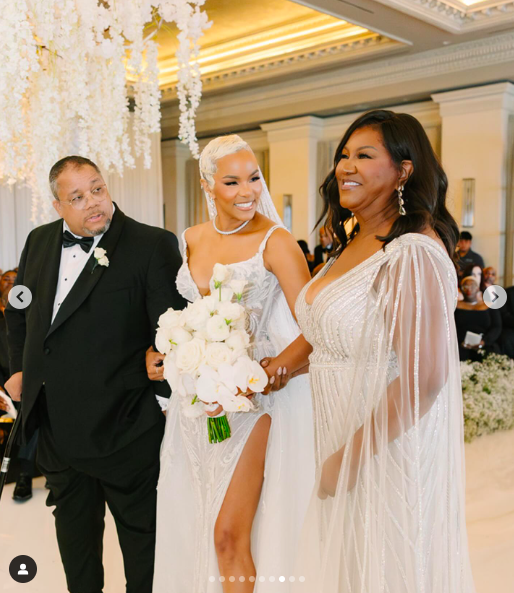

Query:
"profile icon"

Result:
[[9, 555, 37, 583]]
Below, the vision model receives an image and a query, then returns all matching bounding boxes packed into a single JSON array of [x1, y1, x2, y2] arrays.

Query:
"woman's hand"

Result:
[[260, 357, 289, 393], [0, 393, 10, 412], [146, 346, 165, 381]]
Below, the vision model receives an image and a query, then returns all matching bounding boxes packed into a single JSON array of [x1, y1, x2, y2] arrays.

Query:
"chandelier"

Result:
[[0, 0, 210, 223]]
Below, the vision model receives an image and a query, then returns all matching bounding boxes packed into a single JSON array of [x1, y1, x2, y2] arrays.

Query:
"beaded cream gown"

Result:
[[294, 233, 475, 593], [153, 226, 315, 593]]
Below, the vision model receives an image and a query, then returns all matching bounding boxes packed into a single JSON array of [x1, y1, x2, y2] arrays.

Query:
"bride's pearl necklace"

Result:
[[212, 217, 250, 235]]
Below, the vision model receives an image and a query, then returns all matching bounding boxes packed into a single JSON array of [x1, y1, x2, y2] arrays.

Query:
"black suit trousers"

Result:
[[36, 394, 165, 593]]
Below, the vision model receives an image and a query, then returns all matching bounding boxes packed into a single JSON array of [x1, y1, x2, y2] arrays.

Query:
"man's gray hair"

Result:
[[49, 155, 101, 199], [199, 135, 252, 188]]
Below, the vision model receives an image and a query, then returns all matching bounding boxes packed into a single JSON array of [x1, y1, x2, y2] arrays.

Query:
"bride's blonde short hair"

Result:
[[199, 134, 252, 188]]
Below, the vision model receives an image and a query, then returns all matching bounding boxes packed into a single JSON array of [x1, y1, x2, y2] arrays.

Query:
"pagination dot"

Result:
[[299, 576, 306, 582], [289, 576, 296, 582], [209, 576, 215, 582], [279, 576, 286, 582]]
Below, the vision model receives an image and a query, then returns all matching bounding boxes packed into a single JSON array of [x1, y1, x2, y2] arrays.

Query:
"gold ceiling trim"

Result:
[[157, 13, 388, 92]]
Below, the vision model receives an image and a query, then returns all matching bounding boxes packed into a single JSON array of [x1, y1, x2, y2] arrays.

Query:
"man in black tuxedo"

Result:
[[313, 226, 334, 269], [4, 156, 186, 593]]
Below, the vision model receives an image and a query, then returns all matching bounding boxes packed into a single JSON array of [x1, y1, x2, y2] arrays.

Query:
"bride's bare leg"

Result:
[[214, 414, 271, 592]]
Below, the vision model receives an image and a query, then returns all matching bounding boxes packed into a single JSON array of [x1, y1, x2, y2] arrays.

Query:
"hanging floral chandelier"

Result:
[[0, 0, 210, 223]]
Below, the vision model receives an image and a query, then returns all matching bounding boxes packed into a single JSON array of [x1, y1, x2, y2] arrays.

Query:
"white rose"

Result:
[[175, 338, 206, 375], [206, 315, 231, 342], [225, 329, 250, 353], [158, 309, 183, 330], [182, 300, 210, 331], [168, 326, 193, 348], [94, 247, 106, 258], [217, 302, 244, 324], [229, 279, 247, 300], [212, 263, 232, 286], [205, 343, 235, 370], [98, 256, 109, 267], [155, 328, 173, 355]]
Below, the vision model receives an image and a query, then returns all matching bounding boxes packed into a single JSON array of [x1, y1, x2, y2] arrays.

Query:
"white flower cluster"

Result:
[[461, 353, 514, 442], [156, 264, 268, 419], [0, 0, 210, 224]]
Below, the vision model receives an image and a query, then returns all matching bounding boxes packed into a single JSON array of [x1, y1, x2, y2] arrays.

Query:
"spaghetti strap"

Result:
[[258, 224, 283, 254], [180, 229, 189, 260]]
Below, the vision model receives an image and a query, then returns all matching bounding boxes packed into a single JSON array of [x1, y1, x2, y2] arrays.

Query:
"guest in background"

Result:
[[0, 270, 16, 297], [500, 285, 514, 358], [313, 226, 334, 269], [455, 276, 501, 361], [0, 291, 10, 391], [462, 263, 484, 298], [0, 269, 37, 501], [457, 231, 484, 277], [483, 266, 497, 289], [298, 240, 315, 273]]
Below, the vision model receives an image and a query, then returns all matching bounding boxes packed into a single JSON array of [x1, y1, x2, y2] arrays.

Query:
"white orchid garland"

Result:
[[0, 0, 210, 224]]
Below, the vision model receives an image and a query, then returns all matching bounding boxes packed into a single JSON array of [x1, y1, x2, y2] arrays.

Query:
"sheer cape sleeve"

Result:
[[294, 235, 475, 593]]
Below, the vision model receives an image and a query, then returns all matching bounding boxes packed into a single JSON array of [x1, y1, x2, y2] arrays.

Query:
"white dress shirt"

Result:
[[52, 221, 104, 323], [52, 207, 167, 410]]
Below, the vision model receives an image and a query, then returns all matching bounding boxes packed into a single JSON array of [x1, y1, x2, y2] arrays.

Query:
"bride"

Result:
[[150, 135, 315, 592], [293, 110, 475, 592]]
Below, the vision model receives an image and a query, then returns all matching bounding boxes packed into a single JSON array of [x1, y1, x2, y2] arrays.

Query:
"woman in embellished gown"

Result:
[[150, 135, 315, 592], [292, 110, 475, 592]]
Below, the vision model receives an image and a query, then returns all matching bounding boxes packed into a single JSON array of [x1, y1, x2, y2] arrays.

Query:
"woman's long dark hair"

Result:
[[318, 110, 459, 259]]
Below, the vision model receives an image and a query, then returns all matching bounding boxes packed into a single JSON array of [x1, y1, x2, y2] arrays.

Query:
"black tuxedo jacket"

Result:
[[5, 205, 186, 458]]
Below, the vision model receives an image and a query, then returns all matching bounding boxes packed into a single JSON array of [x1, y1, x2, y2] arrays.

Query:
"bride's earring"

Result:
[[207, 193, 217, 219], [398, 186, 406, 216]]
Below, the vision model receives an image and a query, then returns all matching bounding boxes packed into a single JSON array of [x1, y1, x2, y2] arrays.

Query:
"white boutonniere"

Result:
[[91, 247, 109, 274]]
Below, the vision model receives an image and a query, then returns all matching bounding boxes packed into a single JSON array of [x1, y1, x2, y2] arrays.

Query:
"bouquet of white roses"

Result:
[[156, 264, 268, 443]]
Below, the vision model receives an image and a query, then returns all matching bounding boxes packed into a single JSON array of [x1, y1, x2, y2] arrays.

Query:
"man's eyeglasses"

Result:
[[58, 185, 108, 210]]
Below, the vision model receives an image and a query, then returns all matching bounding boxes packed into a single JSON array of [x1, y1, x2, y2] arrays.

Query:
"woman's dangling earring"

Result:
[[398, 186, 406, 216], [207, 194, 217, 219]]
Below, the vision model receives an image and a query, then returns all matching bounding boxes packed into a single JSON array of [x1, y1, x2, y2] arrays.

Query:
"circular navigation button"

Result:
[[483, 285, 507, 310], [9, 555, 37, 583], [8, 285, 33, 310]]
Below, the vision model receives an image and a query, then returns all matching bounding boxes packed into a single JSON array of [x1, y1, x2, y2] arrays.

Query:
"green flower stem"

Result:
[[207, 415, 231, 444]]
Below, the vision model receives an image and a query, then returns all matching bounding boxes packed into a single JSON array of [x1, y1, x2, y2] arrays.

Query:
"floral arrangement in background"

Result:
[[461, 353, 514, 442], [0, 0, 210, 224], [156, 264, 268, 443]]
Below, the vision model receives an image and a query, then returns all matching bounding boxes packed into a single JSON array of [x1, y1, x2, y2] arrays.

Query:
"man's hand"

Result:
[[146, 347, 166, 381], [5, 372, 22, 402]]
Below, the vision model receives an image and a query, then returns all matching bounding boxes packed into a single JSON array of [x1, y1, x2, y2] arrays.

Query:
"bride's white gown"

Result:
[[294, 234, 475, 592], [153, 225, 315, 592]]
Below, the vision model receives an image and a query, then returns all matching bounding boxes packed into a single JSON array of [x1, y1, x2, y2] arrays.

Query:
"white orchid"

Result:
[[196, 365, 237, 404], [233, 356, 269, 394]]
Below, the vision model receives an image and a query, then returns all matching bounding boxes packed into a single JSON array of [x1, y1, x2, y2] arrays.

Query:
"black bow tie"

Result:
[[62, 230, 94, 253]]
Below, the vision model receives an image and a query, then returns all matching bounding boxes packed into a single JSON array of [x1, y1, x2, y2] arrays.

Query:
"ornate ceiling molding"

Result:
[[162, 34, 401, 96], [373, 0, 514, 33], [161, 31, 514, 133], [159, 12, 400, 94]]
